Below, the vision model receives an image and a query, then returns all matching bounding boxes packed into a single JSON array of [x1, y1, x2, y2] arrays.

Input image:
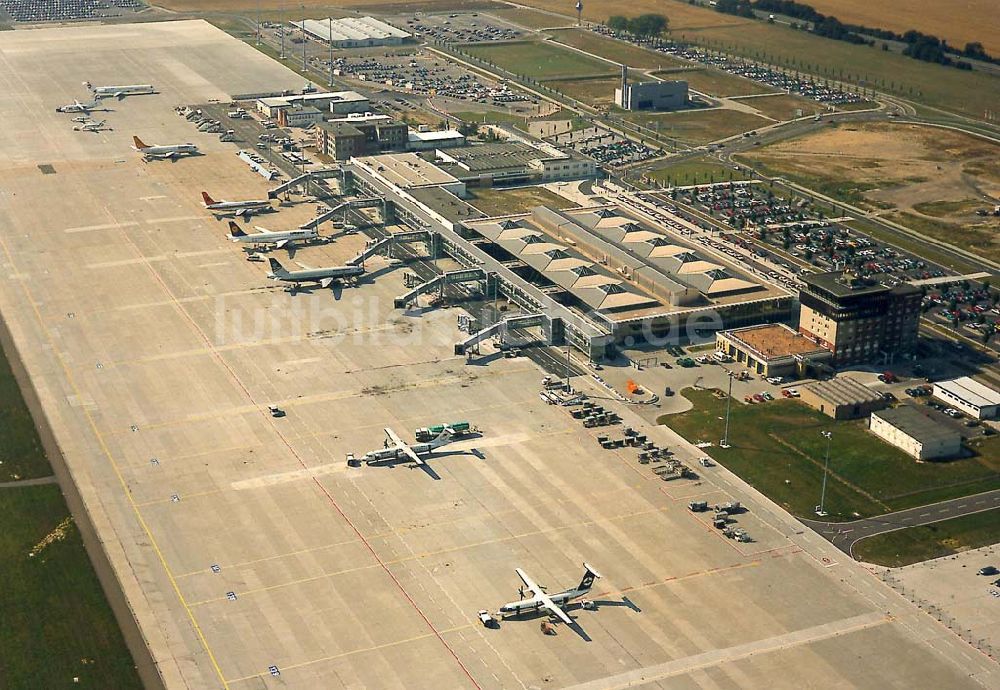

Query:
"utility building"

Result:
[[799, 376, 886, 420], [870, 407, 961, 460], [932, 377, 1000, 420], [614, 64, 687, 111]]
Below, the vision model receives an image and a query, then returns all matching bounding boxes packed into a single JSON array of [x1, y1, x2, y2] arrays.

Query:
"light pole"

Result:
[[720, 369, 734, 448], [817, 431, 832, 516], [328, 17, 334, 87], [301, 5, 307, 72], [279, 0, 285, 59]]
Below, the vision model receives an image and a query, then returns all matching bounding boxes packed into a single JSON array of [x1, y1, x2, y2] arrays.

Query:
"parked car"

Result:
[[978, 566, 999, 576]]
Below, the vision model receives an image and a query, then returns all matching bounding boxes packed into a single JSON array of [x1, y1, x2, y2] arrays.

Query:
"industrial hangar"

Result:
[[0, 18, 993, 690], [292, 16, 411, 48]]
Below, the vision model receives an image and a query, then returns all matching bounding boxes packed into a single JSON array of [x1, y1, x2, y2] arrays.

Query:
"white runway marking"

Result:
[[64, 221, 139, 234], [145, 215, 203, 224]]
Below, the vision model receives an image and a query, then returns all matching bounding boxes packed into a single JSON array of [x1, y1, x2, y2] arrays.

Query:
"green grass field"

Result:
[[853, 508, 1000, 567], [0, 335, 48, 482], [661, 389, 1000, 520], [645, 158, 751, 186], [0, 485, 142, 689], [463, 40, 617, 80], [0, 339, 140, 687], [547, 28, 687, 70], [516, 0, 1000, 120], [731, 94, 819, 121], [618, 108, 770, 144]]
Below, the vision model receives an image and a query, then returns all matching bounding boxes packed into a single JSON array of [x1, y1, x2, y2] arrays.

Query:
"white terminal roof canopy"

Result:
[[294, 16, 411, 42], [936, 376, 1000, 407]]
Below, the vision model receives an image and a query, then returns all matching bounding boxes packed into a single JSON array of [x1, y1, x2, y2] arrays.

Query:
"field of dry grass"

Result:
[[731, 93, 821, 121], [739, 122, 1000, 258], [805, 0, 999, 56], [622, 107, 771, 144]]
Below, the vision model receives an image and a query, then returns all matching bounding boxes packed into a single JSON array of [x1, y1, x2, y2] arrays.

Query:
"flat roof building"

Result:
[[277, 104, 324, 128], [407, 129, 466, 151], [351, 152, 466, 197], [798, 271, 921, 366], [717, 323, 832, 378], [799, 376, 887, 420], [435, 141, 596, 185], [932, 377, 1000, 420], [257, 91, 369, 117], [293, 16, 411, 47], [870, 407, 962, 460]]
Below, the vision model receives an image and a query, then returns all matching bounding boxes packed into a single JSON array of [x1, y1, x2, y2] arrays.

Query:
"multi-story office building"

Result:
[[798, 271, 920, 365]]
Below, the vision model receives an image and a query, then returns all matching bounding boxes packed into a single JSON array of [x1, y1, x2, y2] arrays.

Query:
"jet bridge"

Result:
[[455, 313, 547, 355], [299, 197, 384, 230], [268, 172, 312, 199], [394, 268, 486, 309], [348, 229, 431, 267]]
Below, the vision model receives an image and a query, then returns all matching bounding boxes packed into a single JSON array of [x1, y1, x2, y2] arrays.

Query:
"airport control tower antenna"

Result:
[[328, 17, 334, 86], [279, 0, 285, 58], [576, 1, 583, 26]]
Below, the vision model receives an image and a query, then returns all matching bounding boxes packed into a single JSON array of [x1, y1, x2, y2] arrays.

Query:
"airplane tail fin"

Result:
[[577, 563, 601, 592], [267, 257, 290, 277], [83, 81, 94, 92], [132, 135, 147, 150], [227, 221, 245, 238], [202, 191, 216, 206]]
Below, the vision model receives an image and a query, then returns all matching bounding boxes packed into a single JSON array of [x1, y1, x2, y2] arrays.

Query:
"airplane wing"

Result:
[[320, 277, 335, 289], [515, 568, 573, 625], [253, 226, 275, 235], [275, 239, 289, 249], [384, 427, 424, 465]]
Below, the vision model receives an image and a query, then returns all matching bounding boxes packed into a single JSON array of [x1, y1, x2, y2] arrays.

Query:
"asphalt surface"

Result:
[[801, 489, 1000, 558]]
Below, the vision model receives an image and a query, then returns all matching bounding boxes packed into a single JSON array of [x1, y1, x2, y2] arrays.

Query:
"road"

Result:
[[801, 489, 1000, 558]]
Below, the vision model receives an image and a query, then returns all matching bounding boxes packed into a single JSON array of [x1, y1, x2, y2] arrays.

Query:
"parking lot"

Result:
[[0, 0, 144, 23], [552, 125, 661, 168], [593, 25, 868, 107], [398, 12, 521, 44]]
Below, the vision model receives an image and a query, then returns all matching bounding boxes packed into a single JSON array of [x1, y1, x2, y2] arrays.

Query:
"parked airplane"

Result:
[[73, 119, 110, 133], [55, 99, 102, 113], [227, 221, 317, 249], [85, 81, 155, 99], [500, 563, 601, 625], [266, 257, 363, 292], [132, 136, 198, 161], [365, 427, 456, 465], [203, 192, 272, 218], [351, 427, 458, 479]]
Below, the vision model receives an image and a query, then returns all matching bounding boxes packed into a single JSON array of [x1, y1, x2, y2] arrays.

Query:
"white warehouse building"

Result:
[[292, 16, 411, 47], [932, 376, 1000, 420], [869, 407, 962, 460]]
